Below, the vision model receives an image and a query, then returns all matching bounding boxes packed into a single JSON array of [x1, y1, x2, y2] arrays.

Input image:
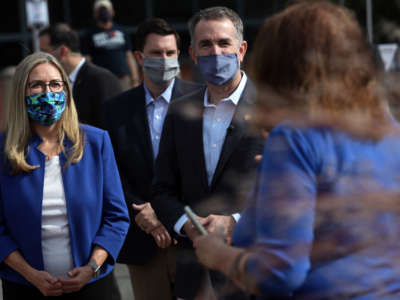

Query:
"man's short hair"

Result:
[[188, 6, 243, 46], [135, 18, 181, 52], [39, 23, 80, 53]]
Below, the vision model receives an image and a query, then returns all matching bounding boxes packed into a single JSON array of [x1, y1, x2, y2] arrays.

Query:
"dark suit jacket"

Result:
[[103, 78, 202, 265], [152, 80, 265, 232], [151, 79, 265, 297], [73, 61, 122, 128]]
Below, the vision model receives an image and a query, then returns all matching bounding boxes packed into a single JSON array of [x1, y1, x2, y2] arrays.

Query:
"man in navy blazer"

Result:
[[103, 18, 201, 300], [151, 6, 265, 299]]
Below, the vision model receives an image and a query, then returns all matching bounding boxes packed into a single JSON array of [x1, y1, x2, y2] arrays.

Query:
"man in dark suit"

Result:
[[39, 24, 122, 128], [151, 6, 265, 300], [103, 18, 201, 300]]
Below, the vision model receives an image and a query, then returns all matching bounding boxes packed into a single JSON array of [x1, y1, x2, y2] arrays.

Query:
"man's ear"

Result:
[[238, 40, 248, 63], [189, 46, 197, 64], [58, 45, 69, 59], [134, 51, 144, 67]]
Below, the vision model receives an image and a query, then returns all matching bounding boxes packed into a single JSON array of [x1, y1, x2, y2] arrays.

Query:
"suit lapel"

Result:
[[132, 79, 193, 168], [181, 88, 210, 191], [72, 61, 87, 97], [171, 78, 184, 101], [194, 106, 211, 192], [211, 80, 256, 187], [127, 86, 155, 165]]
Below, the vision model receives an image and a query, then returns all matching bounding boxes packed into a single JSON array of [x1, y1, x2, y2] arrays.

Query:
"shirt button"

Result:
[[212, 144, 217, 148], [216, 118, 221, 122], [155, 115, 161, 120], [155, 135, 159, 140]]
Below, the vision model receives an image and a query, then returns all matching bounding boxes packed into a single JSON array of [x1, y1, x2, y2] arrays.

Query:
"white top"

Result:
[[41, 155, 74, 278]]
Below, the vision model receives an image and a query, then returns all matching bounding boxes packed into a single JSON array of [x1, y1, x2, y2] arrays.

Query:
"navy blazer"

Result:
[[0, 125, 129, 285], [73, 61, 122, 129], [103, 78, 202, 265]]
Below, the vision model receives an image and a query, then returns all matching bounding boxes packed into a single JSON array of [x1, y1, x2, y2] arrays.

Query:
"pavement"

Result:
[[114, 263, 135, 300], [0, 263, 134, 300]]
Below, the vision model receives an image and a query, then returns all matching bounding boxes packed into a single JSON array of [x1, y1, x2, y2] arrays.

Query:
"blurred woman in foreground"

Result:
[[194, 1, 400, 299]]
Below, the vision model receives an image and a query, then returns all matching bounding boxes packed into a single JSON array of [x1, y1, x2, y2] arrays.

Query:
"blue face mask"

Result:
[[97, 8, 112, 23], [25, 91, 66, 126], [197, 53, 239, 86]]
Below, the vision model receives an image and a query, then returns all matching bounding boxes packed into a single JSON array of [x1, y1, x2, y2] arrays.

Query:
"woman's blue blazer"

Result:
[[0, 125, 129, 285]]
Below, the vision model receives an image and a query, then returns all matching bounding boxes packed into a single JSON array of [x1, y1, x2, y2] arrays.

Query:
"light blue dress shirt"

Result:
[[202, 73, 247, 186], [144, 79, 175, 159]]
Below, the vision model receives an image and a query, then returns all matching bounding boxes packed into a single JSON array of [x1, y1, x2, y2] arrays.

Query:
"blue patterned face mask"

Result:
[[197, 53, 239, 86], [25, 91, 66, 126]]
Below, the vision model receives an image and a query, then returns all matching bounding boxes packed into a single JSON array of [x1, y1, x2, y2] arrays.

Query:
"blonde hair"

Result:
[[4, 52, 84, 174]]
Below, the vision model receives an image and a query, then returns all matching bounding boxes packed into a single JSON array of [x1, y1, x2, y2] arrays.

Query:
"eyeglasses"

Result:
[[27, 80, 66, 93]]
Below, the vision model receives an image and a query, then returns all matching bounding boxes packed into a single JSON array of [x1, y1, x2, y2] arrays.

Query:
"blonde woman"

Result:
[[0, 52, 129, 299]]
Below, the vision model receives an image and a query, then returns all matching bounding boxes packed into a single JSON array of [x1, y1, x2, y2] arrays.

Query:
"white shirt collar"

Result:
[[204, 72, 248, 107], [144, 78, 176, 106], [69, 57, 86, 88]]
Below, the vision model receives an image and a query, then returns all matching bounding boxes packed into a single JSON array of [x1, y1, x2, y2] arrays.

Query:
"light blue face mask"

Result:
[[142, 56, 180, 85], [197, 53, 239, 86]]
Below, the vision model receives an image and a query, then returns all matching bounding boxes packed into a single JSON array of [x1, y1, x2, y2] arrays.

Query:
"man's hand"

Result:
[[193, 232, 227, 270], [59, 266, 93, 293], [27, 269, 63, 296], [254, 129, 269, 163], [202, 214, 236, 244], [183, 217, 207, 241], [133, 202, 161, 233], [150, 224, 172, 248], [254, 154, 263, 164]]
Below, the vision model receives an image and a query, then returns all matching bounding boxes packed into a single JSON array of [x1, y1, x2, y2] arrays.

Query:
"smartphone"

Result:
[[184, 206, 208, 235]]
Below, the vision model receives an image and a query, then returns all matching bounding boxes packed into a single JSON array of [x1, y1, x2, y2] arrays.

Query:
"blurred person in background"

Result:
[[194, 1, 400, 299], [0, 66, 16, 131], [151, 6, 265, 300], [81, 0, 141, 91], [40, 23, 122, 129], [104, 17, 201, 300], [0, 52, 129, 299]]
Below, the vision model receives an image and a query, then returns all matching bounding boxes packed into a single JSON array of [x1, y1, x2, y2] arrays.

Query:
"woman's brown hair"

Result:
[[250, 1, 391, 137]]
